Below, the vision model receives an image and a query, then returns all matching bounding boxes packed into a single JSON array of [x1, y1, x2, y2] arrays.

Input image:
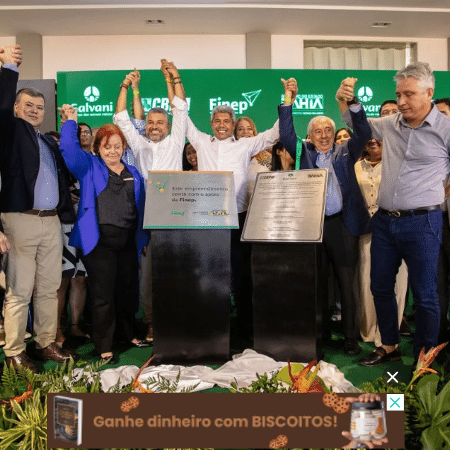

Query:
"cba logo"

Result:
[[357, 86, 373, 103], [84, 86, 100, 102]]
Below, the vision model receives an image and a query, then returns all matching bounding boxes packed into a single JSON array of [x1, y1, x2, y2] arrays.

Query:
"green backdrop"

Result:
[[56, 68, 450, 167]]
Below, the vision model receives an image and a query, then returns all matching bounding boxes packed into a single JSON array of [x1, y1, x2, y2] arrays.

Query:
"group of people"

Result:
[[1, 42, 449, 374]]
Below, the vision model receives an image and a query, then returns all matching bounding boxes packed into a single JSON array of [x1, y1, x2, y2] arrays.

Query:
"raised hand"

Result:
[[0, 44, 22, 66], [58, 104, 78, 123], [160, 59, 171, 79], [281, 77, 298, 105], [123, 70, 139, 89], [161, 59, 180, 80], [130, 69, 141, 90], [336, 77, 358, 103], [165, 61, 180, 79]]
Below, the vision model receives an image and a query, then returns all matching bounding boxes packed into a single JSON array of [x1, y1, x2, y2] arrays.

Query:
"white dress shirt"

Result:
[[113, 96, 187, 179], [185, 115, 279, 213]]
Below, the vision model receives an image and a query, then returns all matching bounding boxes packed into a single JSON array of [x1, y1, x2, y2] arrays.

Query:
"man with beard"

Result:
[[113, 60, 187, 177], [113, 60, 187, 343]]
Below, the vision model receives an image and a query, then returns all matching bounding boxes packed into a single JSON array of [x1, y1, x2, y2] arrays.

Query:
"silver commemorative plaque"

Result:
[[241, 169, 327, 242], [143, 171, 239, 229]]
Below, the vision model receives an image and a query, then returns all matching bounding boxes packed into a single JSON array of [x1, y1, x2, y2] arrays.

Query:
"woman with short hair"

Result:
[[58, 105, 150, 363]]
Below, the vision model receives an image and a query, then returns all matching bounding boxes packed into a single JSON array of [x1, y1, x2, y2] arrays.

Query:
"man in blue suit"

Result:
[[279, 78, 371, 355], [0, 45, 75, 373]]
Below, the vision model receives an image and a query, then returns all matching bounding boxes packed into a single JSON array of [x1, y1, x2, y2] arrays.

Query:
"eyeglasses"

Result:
[[80, 131, 92, 136]]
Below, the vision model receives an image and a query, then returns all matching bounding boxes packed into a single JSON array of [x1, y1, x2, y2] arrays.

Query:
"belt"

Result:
[[379, 205, 441, 218], [324, 211, 343, 221], [22, 209, 58, 217]]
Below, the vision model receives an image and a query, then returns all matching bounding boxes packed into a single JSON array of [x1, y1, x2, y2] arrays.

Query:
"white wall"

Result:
[[2, 34, 448, 78], [0, 36, 16, 48], [272, 35, 448, 72], [42, 35, 246, 79]]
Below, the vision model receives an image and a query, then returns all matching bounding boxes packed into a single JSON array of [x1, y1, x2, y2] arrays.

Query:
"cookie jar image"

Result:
[[350, 400, 387, 446]]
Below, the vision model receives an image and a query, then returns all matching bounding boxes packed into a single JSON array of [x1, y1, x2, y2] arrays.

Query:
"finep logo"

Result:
[[84, 86, 100, 102], [357, 86, 373, 103], [209, 90, 262, 114]]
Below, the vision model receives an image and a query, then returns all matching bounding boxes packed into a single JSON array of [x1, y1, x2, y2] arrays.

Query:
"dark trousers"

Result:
[[82, 225, 138, 354], [371, 209, 442, 359], [322, 213, 359, 340], [437, 213, 450, 340], [231, 211, 253, 337]]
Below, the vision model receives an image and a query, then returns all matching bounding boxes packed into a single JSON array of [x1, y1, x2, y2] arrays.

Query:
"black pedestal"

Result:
[[252, 243, 323, 362], [151, 229, 230, 364]]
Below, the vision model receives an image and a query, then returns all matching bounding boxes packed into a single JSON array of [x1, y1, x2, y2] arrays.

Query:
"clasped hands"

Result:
[[0, 44, 22, 67], [58, 104, 78, 123], [336, 77, 358, 103]]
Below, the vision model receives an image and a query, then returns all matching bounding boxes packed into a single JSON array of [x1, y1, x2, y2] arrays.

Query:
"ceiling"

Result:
[[0, 1, 449, 39]]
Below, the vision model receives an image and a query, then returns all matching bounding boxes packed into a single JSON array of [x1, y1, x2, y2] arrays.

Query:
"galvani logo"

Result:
[[73, 86, 113, 116], [209, 89, 262, 114], [357, 85, 382, 117], [84, 86, 100, 102], [357, 86, 373, 103]]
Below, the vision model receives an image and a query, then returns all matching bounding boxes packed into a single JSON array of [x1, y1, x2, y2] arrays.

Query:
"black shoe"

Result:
[[359, 346, 401, 366], [130, 339, 151, 348], [399, 318, 412, 337], [100, 354, 117, 365], [344, 338, 361, 355]]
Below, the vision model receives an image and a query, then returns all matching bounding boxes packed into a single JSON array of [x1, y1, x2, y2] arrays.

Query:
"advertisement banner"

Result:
[[47, 392, 405, 449]]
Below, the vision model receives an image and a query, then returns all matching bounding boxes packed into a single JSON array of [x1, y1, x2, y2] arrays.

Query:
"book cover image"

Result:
[[54, 395, 83, 445]]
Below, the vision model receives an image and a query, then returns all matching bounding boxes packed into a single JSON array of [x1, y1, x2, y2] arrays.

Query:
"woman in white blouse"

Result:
[[355, 139, 408, 347]]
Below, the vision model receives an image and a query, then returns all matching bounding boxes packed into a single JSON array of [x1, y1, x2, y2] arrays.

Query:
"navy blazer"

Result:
[[0, 67, 74, 223], [279, 105, 371, 237], [59, 120, 149, 258]]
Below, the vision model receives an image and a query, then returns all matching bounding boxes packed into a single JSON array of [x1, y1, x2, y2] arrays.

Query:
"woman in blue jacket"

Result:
[[59, 105, 149, 363]]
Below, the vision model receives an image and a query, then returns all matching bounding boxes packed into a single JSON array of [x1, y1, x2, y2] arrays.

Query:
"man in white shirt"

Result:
[[113, 61, 187, 343], [171, 74, 297, 345], [113, 61, 187, 178]]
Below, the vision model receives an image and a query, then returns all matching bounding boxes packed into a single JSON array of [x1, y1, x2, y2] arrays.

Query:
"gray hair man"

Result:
[[279, 78, 372, 356], [338, 62, 450, 367]]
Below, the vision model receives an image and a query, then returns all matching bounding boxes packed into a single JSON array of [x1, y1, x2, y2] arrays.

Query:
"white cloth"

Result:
[[73, 349, 356, 393], [355, 159, 408, 346], [113, 96, 187, 179], [184, 113, 279, 213]]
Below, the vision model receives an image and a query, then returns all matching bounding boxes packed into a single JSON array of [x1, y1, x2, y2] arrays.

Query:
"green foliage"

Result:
[[230, 371, 290, 393], [0, 363, 34, 401], [0, 390, 47, 450], [359, 373, 450, 450], [416, 374, 450, 449], [140, 370, 200, 393]]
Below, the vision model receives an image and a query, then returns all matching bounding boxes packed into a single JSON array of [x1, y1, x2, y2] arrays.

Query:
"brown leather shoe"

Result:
[[34, 342, 76, 362], [5, 351, 38, 373]]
